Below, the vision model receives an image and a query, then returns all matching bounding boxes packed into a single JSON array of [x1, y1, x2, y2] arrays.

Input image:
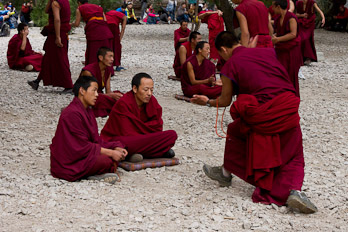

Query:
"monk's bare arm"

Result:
[[120, 16, 127, 41], [198, 10, 222, 19], [179, 45, 187, 65], [45, 0, 52, 13], [101, 147, 127, 162], [20, 31, 28, 51], [289, 0, 295, 12], [105, 75, 112, 94], [272, 18, 297, 44], [313, 3, 325, 26], [268, 17, 274, 36], [71, 9, 81, 27], [187, 62, 212, 85], [105, 75, 123, 100], [236, 11, 250, 47], [52, 0, 63, 47], [179, 37, 189, 42]]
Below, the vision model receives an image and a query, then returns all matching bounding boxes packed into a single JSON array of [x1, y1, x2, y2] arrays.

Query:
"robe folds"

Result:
[[173, 41, 194, 78], [174, 27, 191, 51], [296, 0, 317, 61], [181, 55, 221, 99], [221, 46, 304, 205], [105, 10, 124, 67], [79, 3, 113, 65], [274, 12, 302, 97], [7, 34, 42, 71], [82, 62, 120, 117], [50, 97, 125, 182], [101, 91, 177, 158], [38, 0, 73, 89]]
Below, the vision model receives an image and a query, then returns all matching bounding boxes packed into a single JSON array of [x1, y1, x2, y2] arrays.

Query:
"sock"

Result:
[[222, 167, 231, 178]]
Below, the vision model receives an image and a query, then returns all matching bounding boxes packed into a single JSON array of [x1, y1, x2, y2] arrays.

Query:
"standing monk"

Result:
[[174, 20, 190, 51], [71, 0, 113, 65], [105, 10, 127, 72], [7, 23, 43, 72], [234, 0, 274, 48], [191, 31, 317, 214], [272, 0, 302, 97], [296, 0, 325, 65], [80, 47, 123, 118], [27, 0, 73, 92]]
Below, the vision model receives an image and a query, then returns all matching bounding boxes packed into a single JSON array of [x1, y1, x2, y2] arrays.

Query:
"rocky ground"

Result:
[[0, 24, 347, 231]]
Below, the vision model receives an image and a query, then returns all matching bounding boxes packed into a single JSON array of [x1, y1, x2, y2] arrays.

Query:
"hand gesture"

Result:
[[109, 92, 123, 100], [321, 18, 325, 27], [190, 94, 209, 106], [271, 35, 278, 44], [111, 147, 128, 162], [303, 13, 308, 18], [207, 75, 215, 85]]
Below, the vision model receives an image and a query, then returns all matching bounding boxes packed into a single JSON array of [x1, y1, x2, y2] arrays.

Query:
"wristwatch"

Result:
[[206, 99, 212, 107]]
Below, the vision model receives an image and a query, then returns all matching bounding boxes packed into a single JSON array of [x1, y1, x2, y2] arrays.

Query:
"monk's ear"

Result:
[[132, 85, 137, 94], [98, 55, 103, 62], [79, 87, 86, 96]]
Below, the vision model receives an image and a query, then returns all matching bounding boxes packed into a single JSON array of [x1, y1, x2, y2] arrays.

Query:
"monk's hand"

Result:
[[321, 18, 325, 27], [109, 92, 123, 100], [55, 37, 63, 47], [248, 35, 258, 48], [112, 148, 127, 161], [271, 36, 278, 44], [191, 95, 209, 106], [303, 13, 308, 18], [214, 79, 223, 86], [115, 147, 128, 156], [207, 76, 215, 85], [217, 10, 223, 17]]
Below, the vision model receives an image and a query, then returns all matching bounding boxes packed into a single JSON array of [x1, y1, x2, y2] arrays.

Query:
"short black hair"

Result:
[[195, 41, 209, 54], [131, 73, 152, 89], [180, 20, 188, 25], [121, 4, 127, 9], [73, 76, 98, 97], [215, 31, 239, 51], [78, 0, 88, 4], [97, 47, 113, 61], [273, 0, 288, 10], [17, 23, 27, 34], [189, 31, 201, 42]]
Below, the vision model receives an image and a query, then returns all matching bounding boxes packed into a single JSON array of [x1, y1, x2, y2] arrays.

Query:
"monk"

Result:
[[27, 0, 73, 93], [269, 0, 295, 24], [191, 31, 317, 214], [174, 20, 190, 51], [181, 41, 222, 99], [173, 31, 201, 79], [71, 0, 113, 65], [101, 73, 177, 162], [7, 23, 43, 71], [50, 75, 127, 184], [105, 10, 127, 71], [272, 0, 302, 97], [80, 47, 123, 118], [234, 0, 274, 48], [296, 0, 325, 65]]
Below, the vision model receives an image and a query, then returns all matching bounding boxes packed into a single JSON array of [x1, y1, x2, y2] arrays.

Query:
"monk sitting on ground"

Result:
[[101, 73, 177, 163], [7, 23, 43, 71], [174, 20, 190, 52], [50, 76, 127, 184], [80, 47, 123, 118], [181, 41, 222, 99]]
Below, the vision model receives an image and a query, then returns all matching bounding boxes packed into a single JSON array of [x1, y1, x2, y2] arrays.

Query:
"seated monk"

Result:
[[173, 31, 201, 79], [7, 23, 43, 71], [181, 41, 222, 99], [101, 73, 177, 162], [174, 20, 190, 52], [80, 47, 123, 118], [50, 76, 128, 184]]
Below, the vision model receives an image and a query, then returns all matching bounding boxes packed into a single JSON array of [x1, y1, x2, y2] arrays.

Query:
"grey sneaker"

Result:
[[87, 173, 119, 184], [203, 164, 232, 187], [127, 153, 143, 163], [286, 190, 318, 214]]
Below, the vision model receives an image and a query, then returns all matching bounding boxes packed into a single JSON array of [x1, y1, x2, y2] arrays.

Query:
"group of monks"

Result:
[[5, 0, 324, 215]]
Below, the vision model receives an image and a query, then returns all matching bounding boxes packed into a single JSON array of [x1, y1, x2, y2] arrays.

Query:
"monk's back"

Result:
[[79, 3, 104, 22]]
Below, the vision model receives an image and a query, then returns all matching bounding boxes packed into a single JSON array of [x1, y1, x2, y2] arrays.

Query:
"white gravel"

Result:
[[0, 24, 347, 231]]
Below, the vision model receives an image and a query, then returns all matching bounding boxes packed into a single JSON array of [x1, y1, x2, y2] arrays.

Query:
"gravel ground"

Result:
[[0, 24, 347, 231]]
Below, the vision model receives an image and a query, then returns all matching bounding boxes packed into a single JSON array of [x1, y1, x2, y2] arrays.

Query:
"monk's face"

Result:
[[181, 22, 188, 31], [199, 43, 210, 59], [133, 78, 154, 105], [81, 82, 99, 107], [192, 34, 202, 46], [272, 2, 281, 14], [100, 51, 114, 67]]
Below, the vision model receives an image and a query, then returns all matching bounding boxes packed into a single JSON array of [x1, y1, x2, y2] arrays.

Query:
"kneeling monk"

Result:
[[181, 41, 222, 99], [101, 73, 177, 162], [191, 31, 317, 214], [7, 23, 43, 71], [80, 47, 123, 117], [50, 76, 127, 184]]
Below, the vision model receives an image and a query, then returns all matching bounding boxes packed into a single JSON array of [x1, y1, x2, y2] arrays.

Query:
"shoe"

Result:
[[87, 173, 119, 184], [298, 68, 306, 80], [115, 66, 125, 72], [304, 59, 312, 66], [127, 153, 143, 163], [286, 190, 318, 214], [25, 64, 34, 71], [60, 88, 73, 94], [203, 164, 232, 187], [27, 80, 39, 90], [163, 149, 175, 158]]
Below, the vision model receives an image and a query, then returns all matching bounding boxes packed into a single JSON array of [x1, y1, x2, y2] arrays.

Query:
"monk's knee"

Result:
[[164, 130, 178, 142]]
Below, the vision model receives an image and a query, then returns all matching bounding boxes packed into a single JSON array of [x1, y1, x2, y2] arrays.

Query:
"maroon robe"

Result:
[[181, 55, 221, 98], [106, 10, 125, 67], [221, 46, 304, 205], [7, 34, 43, 71], [274, 12, 302, 97], [82, 62, 120, 118], [38, 0, 73, 89], [173, 41, 194, 78], [50, 97, 125, 182], [79, 3, 114, 65], [174, 27, 191, 51], [101, 91, 177, 158], [236, 0, 273, 48], [296, 0, 317, 61]]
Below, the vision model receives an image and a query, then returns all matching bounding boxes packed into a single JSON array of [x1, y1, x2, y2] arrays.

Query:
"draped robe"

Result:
[[174, 27, 190, 51]]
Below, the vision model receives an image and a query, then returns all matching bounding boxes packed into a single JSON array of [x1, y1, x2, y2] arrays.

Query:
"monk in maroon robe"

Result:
[[272, 0, 303, 97], [174, 21, 190, 51], [105, 10, 127, 71], [269, 0, 294, 24], [101, 73, 177, 162], [181, 41, 222, 99], [71, 0, 113, 65], [296, 0, 325, 64], [233, 0, 274, 48], [51, 76, 127, 184], [191, 31, 317, 214], [7, 23, 43, 71], [80, 47, 123, 118], [27, 0, 73, 92], [173, 31, 201, 79]]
